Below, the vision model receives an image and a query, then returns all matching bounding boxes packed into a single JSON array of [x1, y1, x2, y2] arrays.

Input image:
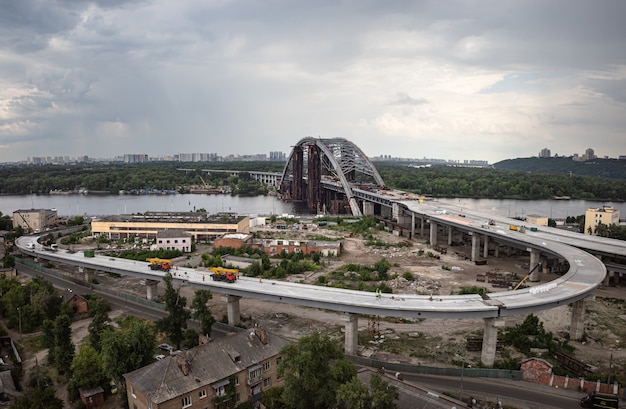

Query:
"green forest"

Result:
[[1, 160, 626, 201]]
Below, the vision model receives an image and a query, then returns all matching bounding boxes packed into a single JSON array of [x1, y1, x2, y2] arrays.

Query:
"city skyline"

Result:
[[1, 2, 625, 164]]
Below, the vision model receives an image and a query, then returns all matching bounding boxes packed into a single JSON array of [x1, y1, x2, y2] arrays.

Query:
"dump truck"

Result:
[[146, 258, 173, 272], [209, 267, 238, 283]]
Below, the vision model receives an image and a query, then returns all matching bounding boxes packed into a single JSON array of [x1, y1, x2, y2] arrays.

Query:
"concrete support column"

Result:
[[570, 299, 586, 340], [529, 249, 541, 282], [222, 295, 242, 326], [494, 243, 499, 258], [483, 234, 489, 259], [411, 213, 415, 239], [342, 313, 359, 355], [471, 234, 480, 262], [481, 318, 505, 367], [429, 221, 438, 245], [145, 279, 158, 301], [420, 216, 425, 237], [363, 202, 375, 217], [79, 266, 94, 283], [447, 226, 453, 246]]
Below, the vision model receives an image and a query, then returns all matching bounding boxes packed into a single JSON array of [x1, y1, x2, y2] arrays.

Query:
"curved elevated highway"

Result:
[[16, 207, 608, 366]]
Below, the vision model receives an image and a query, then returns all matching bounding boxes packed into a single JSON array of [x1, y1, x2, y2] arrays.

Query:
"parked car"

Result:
[[158, 343, 173, 351], [154, 354, 166, 361]]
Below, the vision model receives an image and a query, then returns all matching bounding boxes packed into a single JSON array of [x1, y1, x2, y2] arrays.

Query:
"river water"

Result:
[[0, 194, 624, 220]]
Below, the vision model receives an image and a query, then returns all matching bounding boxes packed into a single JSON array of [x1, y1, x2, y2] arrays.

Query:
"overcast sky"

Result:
[[1, 1, 625, 164]]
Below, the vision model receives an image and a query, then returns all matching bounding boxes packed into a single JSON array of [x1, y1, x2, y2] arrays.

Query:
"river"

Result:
[[0, 194, 624, 220]]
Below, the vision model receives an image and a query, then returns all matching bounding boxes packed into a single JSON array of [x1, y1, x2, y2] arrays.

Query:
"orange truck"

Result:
[[146, 258, 173, 272], [209, 267, 238, 283]]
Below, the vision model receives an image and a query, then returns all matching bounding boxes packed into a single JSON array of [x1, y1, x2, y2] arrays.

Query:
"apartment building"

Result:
[[124, 328, 288, 409], [584, 205, 620, 235]]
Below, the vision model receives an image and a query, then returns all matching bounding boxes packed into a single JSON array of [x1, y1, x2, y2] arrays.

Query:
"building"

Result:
[[66, 293, 89, 315], [538, 148, 551, 158], [91, 212, 249, 242], [253, 238, 341, 257], [156, 230, 192, 253], [12, 208, 58, 233], [584, 205, 620, 235], [124, 328, 288, 409], [213, 233, 254, 250], [526, 214, 549, 226]]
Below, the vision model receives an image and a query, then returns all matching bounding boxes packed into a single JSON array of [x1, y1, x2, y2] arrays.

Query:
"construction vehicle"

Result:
[[147, 258, 173, 272], [208, 267, 238, 283], [16, 212, 34, 234]]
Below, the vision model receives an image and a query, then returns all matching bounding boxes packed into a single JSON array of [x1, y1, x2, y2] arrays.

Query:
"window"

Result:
[[234, 376, 239, 386], [248, 367, 262, 384], [215, 385, 227, 397], [263, 378, 271, 387], [199, 389, 207, 399], [182, 396, 192, 408], [131, 386, 136, 398], [263, 361, 271, 372], [236, 393, 241, 403]]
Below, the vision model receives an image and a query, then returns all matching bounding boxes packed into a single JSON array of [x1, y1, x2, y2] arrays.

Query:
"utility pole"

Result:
[[16, 307, 22, 340]]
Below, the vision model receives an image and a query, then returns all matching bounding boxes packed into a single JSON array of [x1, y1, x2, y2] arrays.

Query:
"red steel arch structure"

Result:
[[279, 137, 385, 216]]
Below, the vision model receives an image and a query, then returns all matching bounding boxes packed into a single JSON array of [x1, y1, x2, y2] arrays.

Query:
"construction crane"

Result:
[[16, 211, 34, 233], [146, 258, 173, 272], [208, 267, 238, 283], [513, 263, 542, 291]]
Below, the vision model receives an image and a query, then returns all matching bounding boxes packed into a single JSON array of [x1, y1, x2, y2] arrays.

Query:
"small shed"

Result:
[[79, 386, 105, 408], [67, 294, 89, 315]]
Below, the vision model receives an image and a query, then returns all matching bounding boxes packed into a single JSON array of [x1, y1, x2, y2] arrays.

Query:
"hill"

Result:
[[493, 157, 626, 180]]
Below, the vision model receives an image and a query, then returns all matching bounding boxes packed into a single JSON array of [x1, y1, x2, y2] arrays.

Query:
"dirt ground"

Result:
[[16, 225, 626, 408]]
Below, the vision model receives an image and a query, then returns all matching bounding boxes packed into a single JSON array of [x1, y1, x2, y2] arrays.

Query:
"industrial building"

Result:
[[12, 208, 58, 233], [91, 212, 249, 242]]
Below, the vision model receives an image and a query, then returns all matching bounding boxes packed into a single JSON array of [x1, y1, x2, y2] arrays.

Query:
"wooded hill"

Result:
[[493, 157, 626, 180]]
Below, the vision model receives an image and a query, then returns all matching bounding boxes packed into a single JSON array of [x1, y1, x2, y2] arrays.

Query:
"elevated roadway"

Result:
[[16, 214, 608, 366]]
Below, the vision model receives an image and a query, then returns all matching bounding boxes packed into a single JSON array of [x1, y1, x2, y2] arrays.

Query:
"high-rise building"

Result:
[[539, 148, 551, 158]]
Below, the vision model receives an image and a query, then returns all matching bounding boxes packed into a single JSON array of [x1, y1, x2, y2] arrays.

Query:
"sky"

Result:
[[1, 1, 625, 165]]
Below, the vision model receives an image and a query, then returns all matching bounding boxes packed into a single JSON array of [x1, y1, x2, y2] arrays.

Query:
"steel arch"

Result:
[[280, 137, 384, 216]]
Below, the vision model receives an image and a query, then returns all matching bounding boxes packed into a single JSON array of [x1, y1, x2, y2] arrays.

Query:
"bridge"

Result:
[[15, 137, 625, 367]]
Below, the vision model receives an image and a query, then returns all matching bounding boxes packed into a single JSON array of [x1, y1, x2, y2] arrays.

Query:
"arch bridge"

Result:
[[279, 137, 385, 216]]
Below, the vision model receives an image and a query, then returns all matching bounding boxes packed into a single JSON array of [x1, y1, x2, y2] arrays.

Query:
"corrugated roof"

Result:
[[124, 329, 288, 404]]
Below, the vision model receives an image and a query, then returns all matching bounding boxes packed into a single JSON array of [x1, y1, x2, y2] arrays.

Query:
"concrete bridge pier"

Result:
[[429, 221, 438, 245], [78, 266, 95, 283], [419, 215, 425, 237], [222, 295, 242, 326], [483, 234, 489, 258], [363, 201, 375, 217], [471, 234, 480, 262], [447, 226, 453, 246], [570, 298, 588, 340], [493, 242, 500, 257], [145, 279, 159, 301], [481, 318, 505, 367], [529, 249, 541, 282], [342, 313, 359, 355]]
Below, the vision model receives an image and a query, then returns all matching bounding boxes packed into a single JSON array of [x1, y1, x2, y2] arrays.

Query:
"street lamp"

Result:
[[16, 307, 22, 340]]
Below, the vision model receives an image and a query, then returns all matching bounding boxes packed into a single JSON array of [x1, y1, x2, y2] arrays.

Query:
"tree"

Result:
[[156, 273, 191, 349], [51, 314, 74, 376], [68, 344, 107, 402], [9, 386, 63, 409], [88, 293, 112, 352], [336, 377, 370, 409], [278, 332, 356, 409], [101, 317, 156, 381], [191, 289, 216, 337], [369, 373, 399, 409]]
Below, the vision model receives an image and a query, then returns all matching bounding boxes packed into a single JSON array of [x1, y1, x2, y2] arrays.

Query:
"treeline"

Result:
[[375, 163, 626, 201], [2, 160, 626, 201], [0, 161, 283, 195]]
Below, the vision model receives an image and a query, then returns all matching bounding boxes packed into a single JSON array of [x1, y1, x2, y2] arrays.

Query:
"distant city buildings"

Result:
[[538, 148, 551, 158], [372, 155, 491, 167], [538, 147, 620, 162]]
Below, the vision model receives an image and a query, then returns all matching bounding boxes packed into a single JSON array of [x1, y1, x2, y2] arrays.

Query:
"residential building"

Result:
[[91, 212, 249, 242], [12, 208, 58, 233], [538, 148, 551, 158], [584, 206, 620, 235], [124, 328, 288, 409], [156, 230, 192, 253]]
